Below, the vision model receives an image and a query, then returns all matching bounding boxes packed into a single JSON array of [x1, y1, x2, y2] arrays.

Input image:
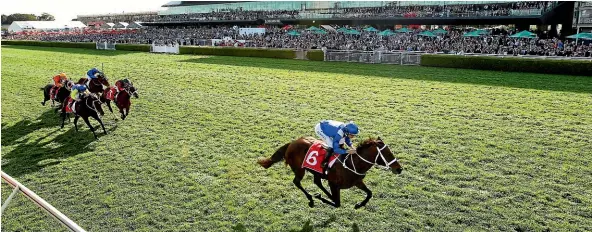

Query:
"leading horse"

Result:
[[258, 137, 402, 208], [101, 80, 139, 120]]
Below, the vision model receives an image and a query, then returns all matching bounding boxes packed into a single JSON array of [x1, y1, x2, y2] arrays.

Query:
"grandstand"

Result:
[[4, 1, 590, 58]]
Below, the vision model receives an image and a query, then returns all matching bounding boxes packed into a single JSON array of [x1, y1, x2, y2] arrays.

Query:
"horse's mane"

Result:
[[356, 137, 378, 152]]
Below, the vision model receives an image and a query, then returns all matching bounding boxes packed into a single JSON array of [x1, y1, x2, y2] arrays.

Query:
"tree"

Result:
[[1, 14, 7, 24], [4, 13, 37, 24], [37, 12, 55, 21]]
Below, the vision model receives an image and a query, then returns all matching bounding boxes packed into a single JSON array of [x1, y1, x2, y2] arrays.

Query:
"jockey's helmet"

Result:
[[59, 72, 67, 78], [344, 121, 359, 135]]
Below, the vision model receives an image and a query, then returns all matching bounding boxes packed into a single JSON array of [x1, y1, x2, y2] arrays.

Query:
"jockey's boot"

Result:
[[322, 147, 333, 175]]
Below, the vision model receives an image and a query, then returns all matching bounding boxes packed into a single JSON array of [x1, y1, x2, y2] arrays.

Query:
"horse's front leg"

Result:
[[315, 182, 341, 208], [354, 181, 372, 209], [119, 107, 126, 120]]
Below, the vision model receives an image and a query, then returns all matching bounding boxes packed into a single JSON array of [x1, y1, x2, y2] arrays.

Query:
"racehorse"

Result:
[[79, 72, 110, 95], [41, 80, 73, 108], [60, 93, 107, 139], [258, 137, 402, 208], [101, 80, 139, 120]]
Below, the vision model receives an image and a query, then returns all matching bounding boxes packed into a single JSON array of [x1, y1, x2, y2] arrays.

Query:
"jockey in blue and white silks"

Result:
[[314, 120, 359, 170]]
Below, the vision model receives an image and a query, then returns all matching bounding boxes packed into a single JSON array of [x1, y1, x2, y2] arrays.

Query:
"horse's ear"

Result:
[[377, 136, 382, 141]]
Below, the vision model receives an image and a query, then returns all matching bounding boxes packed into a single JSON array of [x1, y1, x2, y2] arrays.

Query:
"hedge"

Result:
[[421, 54, 592, 76], [306, 50, 324, 61], [115, 44, 150, 52], [179, 46, 295, 59], [2, 40, 95, 49]]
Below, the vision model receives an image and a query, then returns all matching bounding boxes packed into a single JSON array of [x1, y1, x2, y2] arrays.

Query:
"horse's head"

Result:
[[124, 79, 139, 99], [97, 73, 110, 87], [356, 137, 403, 174], [128, 85, 139, 99]]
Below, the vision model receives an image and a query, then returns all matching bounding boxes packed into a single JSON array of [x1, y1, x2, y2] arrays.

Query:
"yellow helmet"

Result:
[[59, 72, 67, 78]]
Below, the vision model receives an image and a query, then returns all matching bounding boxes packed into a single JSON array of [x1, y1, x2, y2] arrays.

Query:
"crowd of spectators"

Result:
[[76, 1, 554, 24], [5, 25, 591, 57], [337, 1, 553, 18]]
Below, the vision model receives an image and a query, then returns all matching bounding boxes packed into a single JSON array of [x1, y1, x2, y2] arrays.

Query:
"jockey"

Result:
[[50, 73, 68, 99], [314, 120, 359, 172], [70, 84, 90, 103], [115, 78, 131, 92], [85, 67, 103, 86]]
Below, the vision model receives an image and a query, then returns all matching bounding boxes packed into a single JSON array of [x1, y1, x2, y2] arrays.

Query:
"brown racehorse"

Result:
[[258, 136, 403, 208], [60, 93, 107, 139], [78, 73, 110, 95], [101, 80, 139, 120], [41, 80, 73, 108]]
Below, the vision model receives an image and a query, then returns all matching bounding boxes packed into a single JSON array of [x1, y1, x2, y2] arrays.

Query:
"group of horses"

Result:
[[40, 72, 399, 210], [41, 73, 138, 139]]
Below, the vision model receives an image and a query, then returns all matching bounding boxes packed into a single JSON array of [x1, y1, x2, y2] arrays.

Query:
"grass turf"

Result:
[[1, 45, 592, 231]]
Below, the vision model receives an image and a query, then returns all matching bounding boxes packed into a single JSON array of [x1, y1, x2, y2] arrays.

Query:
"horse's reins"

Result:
[[336, 143, 398, 176]]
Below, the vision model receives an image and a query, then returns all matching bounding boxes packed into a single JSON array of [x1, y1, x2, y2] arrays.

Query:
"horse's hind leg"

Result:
[[313, 175, 333, 199], [90, 113, 107, 135], [354, 181, 372, 209], [292, 167, 314, 208]]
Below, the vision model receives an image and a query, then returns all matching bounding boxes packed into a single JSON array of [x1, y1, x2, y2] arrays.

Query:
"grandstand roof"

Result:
[[161, 1, 251, 7], [8, 21, 86, 32]]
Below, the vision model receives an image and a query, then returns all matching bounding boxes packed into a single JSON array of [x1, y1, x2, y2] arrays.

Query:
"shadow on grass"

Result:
[[2, 45, 142, 57], [231, 216, 361, 231], [180, 56, 592, 94], [1, 109, 117, 177]]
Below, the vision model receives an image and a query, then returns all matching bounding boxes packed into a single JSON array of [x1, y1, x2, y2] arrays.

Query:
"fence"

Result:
[[96, 41, 116, 50], [323, 50, 423, 65], [150, 43, 180, 54], [1, 171, 86, 232]]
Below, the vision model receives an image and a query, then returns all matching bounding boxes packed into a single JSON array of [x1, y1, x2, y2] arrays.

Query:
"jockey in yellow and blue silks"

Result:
[[70, 84, 90, 102], [314, 120, 359, 171]]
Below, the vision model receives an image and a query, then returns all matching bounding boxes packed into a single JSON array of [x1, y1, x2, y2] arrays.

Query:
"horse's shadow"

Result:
[[231, 216, 354, 232], [2, 109, 117, 177]]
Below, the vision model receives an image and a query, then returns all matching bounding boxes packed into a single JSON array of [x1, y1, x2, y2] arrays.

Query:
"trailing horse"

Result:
[[258, 137, 402, 208], [41, 80, 73, 108], [101, 80, 139, 120], [60, 94, 107, 139]]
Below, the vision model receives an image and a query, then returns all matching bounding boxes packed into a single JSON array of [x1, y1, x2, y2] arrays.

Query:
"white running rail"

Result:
[[1, 171, 86, 232]]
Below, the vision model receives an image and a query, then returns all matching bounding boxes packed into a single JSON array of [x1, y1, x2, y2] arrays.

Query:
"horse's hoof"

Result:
[[41, 102, 45, 106], [314, 193, 322, 200], [354, 203, 363, 209], [308, 201, 314, 208]]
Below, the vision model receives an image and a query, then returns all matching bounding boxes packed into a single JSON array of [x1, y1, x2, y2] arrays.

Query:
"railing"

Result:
[[323, 50, 592, 64], [323, 50, 423, 65], [1, 171, 86, 232]]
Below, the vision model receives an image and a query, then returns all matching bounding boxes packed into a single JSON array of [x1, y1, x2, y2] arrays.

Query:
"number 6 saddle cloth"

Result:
[[301, 141, 339, 174]]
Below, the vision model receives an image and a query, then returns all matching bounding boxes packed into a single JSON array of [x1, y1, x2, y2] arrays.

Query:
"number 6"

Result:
[[306, 151, 319, 165]]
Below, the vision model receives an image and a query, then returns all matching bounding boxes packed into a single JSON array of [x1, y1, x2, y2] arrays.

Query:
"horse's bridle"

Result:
[[337, 143, 398, 176]]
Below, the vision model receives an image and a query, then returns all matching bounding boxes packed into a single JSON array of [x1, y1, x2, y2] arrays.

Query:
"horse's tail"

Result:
[[258, 142, 290, 169]]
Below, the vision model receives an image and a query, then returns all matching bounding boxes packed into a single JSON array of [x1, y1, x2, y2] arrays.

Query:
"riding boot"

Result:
[[322, 148, 333, 174]]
